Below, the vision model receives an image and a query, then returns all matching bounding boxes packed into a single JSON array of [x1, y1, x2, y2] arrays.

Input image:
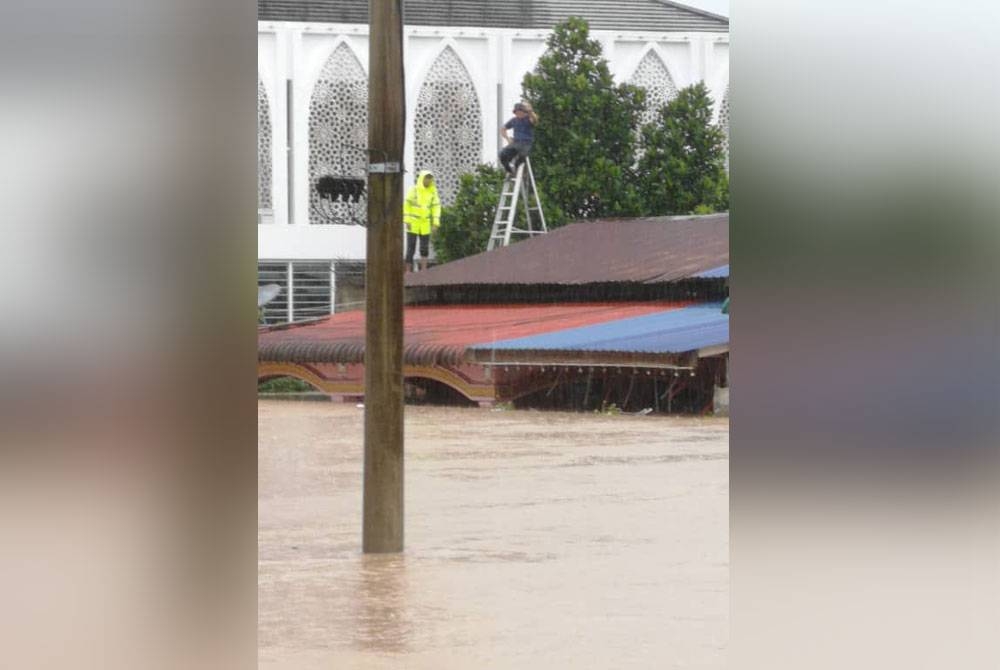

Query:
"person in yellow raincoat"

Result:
[[403, 170, 441, 272]]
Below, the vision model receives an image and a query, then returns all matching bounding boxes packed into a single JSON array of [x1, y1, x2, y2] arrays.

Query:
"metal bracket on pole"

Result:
[[368, 162, 401, 174]]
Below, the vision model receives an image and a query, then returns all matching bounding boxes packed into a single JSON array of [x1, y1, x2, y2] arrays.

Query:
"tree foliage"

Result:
[[435, 18, 730, 262], [522, 16, 646, 220], [432, 165, 504, 264], [637, 81, 729, 215]]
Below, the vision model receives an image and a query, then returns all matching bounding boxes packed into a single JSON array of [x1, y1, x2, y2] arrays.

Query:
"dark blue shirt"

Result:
[[504, 116, 535, 144]]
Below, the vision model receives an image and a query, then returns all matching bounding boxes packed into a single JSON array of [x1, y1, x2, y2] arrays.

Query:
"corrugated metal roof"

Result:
[[258, 0, 729, 31], [406, 213, 728, 288], [469, 302, 727, 355], [258, 302, 690, 365], [694, 264, 729, 278]]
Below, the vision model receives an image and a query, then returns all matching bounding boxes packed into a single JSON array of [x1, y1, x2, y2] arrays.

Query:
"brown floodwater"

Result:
[[259, 400, 729, 669]]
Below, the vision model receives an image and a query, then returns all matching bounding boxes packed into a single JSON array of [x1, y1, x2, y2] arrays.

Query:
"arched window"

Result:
[[630, 50, 678, 131], [258, 77, 272, 212], [309, 43, 369, 225], [413, 46, 482, 204]]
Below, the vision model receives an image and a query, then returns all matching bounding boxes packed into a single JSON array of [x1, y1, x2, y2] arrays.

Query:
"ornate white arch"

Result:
[[702, 60, 730, 171], [411, 41, 484, 204], [308, 40, 370, 225], [709, 61, 730, 124], [406, 37, 487, 121], [626, 42, 685, 90], [304, 36, 368, 97], [626, 44, 681, 129]]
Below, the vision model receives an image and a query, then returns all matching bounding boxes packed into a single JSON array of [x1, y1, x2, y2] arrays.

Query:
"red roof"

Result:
[[259, 302, 691, 366]]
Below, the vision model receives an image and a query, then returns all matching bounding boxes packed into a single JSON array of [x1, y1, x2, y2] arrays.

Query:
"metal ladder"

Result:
[[487, 157, 548, 251]]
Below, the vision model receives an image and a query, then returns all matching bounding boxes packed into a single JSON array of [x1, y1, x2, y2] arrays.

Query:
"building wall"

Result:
[[258, 21, 728, 265]]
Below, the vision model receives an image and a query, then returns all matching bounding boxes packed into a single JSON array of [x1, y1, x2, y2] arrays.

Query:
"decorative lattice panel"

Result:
[[718, 86, 730, 170], [258, 78, 272, 210], [309, 43, 369, 225], [631, 50, 678, 131], [413, 47, 482, 204]]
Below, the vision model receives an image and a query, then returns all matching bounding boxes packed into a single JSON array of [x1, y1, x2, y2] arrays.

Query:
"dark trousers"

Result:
[[405, 232, 429, 264], [499, 142, 532, 172]]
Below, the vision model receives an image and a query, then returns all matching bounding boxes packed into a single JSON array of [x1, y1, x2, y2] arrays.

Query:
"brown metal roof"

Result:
[[406, 213, 728, 288]]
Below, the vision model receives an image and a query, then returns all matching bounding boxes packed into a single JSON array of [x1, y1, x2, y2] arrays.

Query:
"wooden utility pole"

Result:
[[363, 0, 405, 553]]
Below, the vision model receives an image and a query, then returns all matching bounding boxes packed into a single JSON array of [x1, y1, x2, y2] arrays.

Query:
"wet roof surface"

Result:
[[469, 302, 728, 355], [406, 214, 729, 288], [258, 302, 693, 366]]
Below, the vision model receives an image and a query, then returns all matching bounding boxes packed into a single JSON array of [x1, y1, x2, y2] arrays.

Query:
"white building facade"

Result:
[[257, 1, 729, 322]]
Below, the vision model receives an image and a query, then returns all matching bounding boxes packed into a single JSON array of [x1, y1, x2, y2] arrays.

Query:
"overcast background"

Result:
[[679, 0, 728, 18]]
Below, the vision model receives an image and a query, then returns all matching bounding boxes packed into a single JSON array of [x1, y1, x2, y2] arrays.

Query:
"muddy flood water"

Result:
[[259, 400, 729, 669]]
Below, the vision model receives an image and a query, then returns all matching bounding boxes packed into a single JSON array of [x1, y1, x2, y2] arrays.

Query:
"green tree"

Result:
[[433, 165, 505, 263], [521, 17, 646, 221], [637, 82, 729, 215]]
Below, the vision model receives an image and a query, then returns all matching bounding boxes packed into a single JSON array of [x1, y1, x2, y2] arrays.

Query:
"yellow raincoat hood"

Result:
[[403, 170, 441, 235]]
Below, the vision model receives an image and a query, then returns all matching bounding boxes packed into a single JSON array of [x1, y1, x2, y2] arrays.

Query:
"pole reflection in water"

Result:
[[351, 554, 412, 654]]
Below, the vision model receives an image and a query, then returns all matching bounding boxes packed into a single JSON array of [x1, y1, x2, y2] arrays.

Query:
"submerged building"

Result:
[[258, 213, 729, 414]]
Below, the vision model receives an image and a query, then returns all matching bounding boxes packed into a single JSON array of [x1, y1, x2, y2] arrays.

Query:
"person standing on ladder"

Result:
[[403, 170, 441, 272], [499, 101, 538, 176]]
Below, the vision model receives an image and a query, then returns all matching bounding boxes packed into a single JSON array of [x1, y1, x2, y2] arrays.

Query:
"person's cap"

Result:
[[513, 102, 527, 112]]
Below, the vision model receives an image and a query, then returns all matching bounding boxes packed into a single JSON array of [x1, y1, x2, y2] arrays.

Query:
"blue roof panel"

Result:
[[694, 264, 729, 278], [471, 303, 728, 354]]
